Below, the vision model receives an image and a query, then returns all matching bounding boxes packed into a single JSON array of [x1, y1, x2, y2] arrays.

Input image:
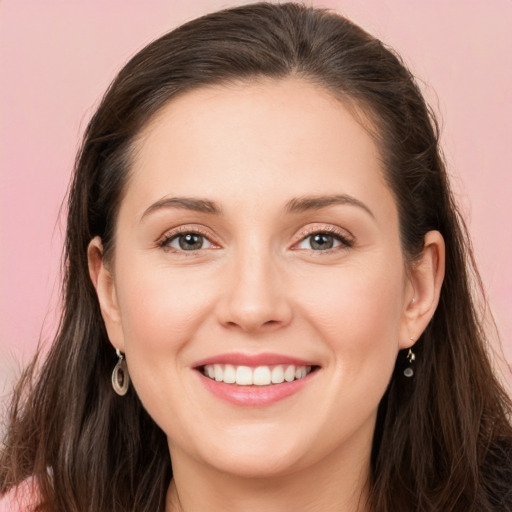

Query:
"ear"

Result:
[[87, 236, 125, 352], [399, 230, 445, 349]]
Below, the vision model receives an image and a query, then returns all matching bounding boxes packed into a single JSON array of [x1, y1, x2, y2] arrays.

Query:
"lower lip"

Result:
[[197, 370, 318, 406]]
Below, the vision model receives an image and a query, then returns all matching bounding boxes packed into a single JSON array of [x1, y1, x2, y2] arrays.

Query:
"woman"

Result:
[[1, 2, 511, 511]]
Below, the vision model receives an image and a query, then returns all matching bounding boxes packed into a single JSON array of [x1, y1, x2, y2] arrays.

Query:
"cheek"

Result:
[[112, 264, 214, 432], [116, 265, 208, 349], [112, 262, 217, 411], [296, 258, 405, 368]]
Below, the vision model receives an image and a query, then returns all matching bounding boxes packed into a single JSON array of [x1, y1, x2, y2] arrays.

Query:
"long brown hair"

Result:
[[1, 3, 511, 511]]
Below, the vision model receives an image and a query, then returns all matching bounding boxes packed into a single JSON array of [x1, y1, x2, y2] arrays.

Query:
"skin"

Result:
[[89, 78, 445, 512]]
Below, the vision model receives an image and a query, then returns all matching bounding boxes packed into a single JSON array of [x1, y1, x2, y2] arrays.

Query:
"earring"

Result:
[[403, 339, 416, 378], [112, 348, 130, 396]]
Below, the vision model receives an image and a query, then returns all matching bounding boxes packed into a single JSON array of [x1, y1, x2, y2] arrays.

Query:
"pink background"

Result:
[[1, 0, 511, 397]]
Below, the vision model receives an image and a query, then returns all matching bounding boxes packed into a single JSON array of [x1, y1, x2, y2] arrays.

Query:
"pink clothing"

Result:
[[0, 480, 38, 511]]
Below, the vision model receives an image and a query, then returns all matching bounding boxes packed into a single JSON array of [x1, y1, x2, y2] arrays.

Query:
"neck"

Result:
[[165, 442, 372, 512]]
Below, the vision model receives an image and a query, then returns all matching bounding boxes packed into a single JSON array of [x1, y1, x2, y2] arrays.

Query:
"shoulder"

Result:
[[0, 479, 40, 512]]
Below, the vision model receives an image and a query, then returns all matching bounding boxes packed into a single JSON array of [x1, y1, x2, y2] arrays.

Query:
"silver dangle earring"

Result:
[[112, 348, 130, 396], [403, 339, 416, 378]]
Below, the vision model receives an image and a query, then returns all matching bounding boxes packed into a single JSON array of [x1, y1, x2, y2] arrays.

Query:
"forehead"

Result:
[[123, 78, 395, 223], [137, 78, 378, 160]]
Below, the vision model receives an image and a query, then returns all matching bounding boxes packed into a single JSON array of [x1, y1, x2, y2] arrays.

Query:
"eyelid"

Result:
[[156, 224, 221, 250], [291, 224, 355, 250], [155, 223, 353, 252]]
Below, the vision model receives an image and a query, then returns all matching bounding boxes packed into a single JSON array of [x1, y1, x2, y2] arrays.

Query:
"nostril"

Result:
[[223, 316, 285, 332], [216, 288, 293, 332]]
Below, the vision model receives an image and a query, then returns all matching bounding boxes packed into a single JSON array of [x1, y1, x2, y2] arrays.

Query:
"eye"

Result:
[[164, 232, 214, 251], [295, 232, 350, 251]]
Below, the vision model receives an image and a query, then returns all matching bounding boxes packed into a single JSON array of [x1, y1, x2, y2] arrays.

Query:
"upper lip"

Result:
[[193, 352, 319, 368]]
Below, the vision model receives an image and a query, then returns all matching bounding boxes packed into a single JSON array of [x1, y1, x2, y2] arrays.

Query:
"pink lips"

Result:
[[193, 352, 316, 368], [193, 352, 319, 406]]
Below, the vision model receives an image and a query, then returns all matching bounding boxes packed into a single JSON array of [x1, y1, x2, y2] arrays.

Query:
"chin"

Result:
[[181, 422, 327, 479], [203, 449, 308, 480]]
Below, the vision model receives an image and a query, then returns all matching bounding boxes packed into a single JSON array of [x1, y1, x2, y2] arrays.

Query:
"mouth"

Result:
[[193, 353, 320, 406], [200, 363, 317, 386]]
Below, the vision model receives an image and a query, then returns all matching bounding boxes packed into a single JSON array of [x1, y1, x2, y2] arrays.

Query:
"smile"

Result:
[[202, 364, 313, 386], [193, 354, 320, 406]]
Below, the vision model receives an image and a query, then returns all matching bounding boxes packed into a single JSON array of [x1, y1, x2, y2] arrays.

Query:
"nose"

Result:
[[215, 249, 293, 333]]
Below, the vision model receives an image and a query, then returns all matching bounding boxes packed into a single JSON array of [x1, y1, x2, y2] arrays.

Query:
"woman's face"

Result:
[[95, 79, 420, 479]]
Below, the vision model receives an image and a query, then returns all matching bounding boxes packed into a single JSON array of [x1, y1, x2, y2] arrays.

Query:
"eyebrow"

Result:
[[141, 196, 222, 221], [285, 194, 374, 218], [140, 193, 373, 221]]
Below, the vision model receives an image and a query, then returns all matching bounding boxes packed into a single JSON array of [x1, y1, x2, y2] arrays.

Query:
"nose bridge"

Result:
[[218, 236, 292, 332]]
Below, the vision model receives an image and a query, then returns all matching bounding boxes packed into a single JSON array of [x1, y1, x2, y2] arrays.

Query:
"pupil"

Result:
[[179, 233, 203, 250], [311, 233, 333, 250]]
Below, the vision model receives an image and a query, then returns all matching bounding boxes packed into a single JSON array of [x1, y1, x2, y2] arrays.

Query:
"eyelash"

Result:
[[294, 226, 354, 252], [157, 225, 354, 253], [157, 226, 215, 253]]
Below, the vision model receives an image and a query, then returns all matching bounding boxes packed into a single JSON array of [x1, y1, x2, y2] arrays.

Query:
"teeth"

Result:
[[284, 365, 295, 382], [202, 364, 313, 386], [295, 367, 308, 379], [271, 366, 285, 384], [253, 366, 271, 386], [236, 366, 253, 385], [223, 364, 236, 383]]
